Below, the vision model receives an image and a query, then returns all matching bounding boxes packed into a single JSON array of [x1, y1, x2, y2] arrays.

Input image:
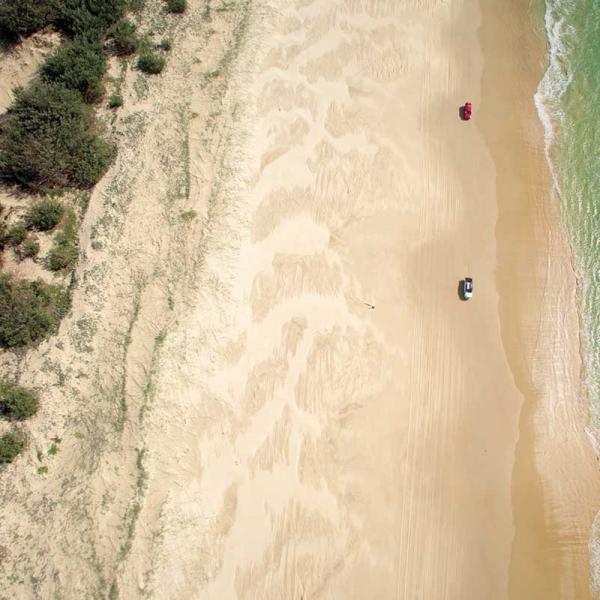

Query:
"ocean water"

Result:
[[535, 0, 600, 588], [536, 0, 600, 427]]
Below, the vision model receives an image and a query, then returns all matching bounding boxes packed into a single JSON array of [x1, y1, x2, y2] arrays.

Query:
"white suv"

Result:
[[462, 277, 473, 300]]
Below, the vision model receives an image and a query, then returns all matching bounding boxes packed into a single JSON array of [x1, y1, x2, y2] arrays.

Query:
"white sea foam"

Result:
[[536, 0, 600, 590], [534, 0, 571, 197]]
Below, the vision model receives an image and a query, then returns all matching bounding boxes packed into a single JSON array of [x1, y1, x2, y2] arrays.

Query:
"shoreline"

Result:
[[0, 0, 599, 597], [479, 0, 600, 596]]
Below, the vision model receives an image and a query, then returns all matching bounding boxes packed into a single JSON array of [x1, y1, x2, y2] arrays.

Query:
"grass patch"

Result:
[[118, 448, 147, 561], [37, 465, 48, 475], [47, 443, 59, 457], [180, 209, 197, 221], [46, 209, 77, 272], [158, 37, 172, 51], [21, 237, 40, 259], [108, 93, 124, 109]]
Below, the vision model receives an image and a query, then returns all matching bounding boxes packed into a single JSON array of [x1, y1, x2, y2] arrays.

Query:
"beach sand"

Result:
[[0, 0, 599, 598]]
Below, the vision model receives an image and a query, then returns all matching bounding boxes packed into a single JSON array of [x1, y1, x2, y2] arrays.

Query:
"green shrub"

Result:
[[0, 430, 24, 464], [0, 0, 55, 39], [166, 0, 187, 14], [46, 209, 77, 271], [42, 37, 107, 103], [108, 19, 138, 55], [0, 274, 64, 347], [0, 383, 38, 420], [21, 238, 40, 258], [108, 93, 124, 109], [52, 0, 126, 38], [26, 199, 64, 231], [0, 82, 114, 191], [138, 52, 166, 75], [7, 223, 26, 246], [158, 38, 172, 51], [129, 0, 146, 12]]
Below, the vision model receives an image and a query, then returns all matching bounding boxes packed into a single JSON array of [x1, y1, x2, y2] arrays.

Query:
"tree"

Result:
[[42, 37, 107, 103], [0, 82, 113, 190], [0, 383, 39, 420], [0, 430, 24, 464]]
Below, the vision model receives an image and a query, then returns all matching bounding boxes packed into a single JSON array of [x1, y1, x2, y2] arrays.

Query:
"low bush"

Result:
[[0, 383, 38, 420], [166, 0, 187, 14], [0, 0, 55, 39], [108, 93, 124, 109], [21, 238, 40, 258], [108, 19, 138, 55], [129, 0, 146, 12], [46, 209, 77, 271], [26, 199, 64, 231], [138, 52, 166, 75], [52, 0, 126, 38], [7, 223, 27, 246], [0, 430, 24, 464], [0, 274, 65, 347], [0, 82, 113, 191], [42, 37, 107, 103]]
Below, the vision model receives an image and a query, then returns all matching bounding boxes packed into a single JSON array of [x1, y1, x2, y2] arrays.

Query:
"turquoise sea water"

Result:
[[537, 0, 600, 586], [537, 0, 600, 427]]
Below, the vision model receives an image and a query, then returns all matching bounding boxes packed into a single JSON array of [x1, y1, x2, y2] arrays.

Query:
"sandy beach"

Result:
[[0, 0, 599, 598]]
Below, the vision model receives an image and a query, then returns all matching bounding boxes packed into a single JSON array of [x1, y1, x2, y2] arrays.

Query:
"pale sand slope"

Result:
[[0, 32, 60, 113], [1, 0, 599, 599]]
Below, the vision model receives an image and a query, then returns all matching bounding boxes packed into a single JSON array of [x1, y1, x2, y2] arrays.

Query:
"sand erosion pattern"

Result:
[[2, 0, 599, 598]]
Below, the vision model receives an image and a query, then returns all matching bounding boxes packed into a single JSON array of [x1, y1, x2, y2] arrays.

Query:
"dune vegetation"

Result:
[[0, 0, 186, 463]]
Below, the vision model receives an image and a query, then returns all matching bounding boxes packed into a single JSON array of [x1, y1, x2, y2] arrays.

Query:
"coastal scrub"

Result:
[[0, 431, 24, 464], [0, 383, 39, 420], [0, 82, 113, 191]]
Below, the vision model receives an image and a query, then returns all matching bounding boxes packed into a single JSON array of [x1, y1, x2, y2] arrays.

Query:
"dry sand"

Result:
[[0, 0, 599, 598], [0, 32, 60, 113]]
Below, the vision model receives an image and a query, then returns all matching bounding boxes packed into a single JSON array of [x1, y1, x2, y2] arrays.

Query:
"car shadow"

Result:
[[457, 279, 467, 301]]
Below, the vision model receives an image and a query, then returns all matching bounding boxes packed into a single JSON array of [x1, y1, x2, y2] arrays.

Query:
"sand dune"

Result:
[[0, 0, 599, 598]]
